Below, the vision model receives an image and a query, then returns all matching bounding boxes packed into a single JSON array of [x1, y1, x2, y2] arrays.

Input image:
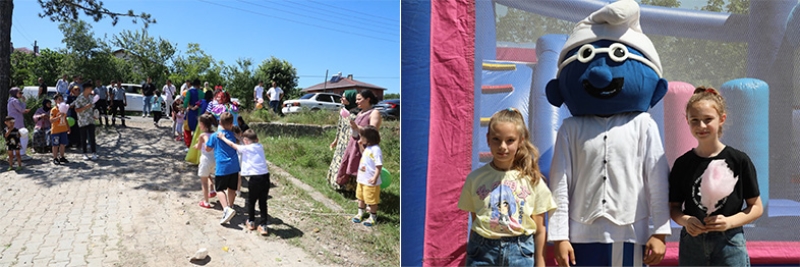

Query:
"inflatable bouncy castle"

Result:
[[401, 0, 800, 266]]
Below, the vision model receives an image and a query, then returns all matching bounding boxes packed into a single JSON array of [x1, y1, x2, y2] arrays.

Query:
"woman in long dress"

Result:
[[327, 90, 359, 191], [336, 90, 382, 188]]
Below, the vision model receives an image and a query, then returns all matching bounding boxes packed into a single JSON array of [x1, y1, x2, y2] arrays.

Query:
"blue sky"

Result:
[[10, 0, 400, 94]]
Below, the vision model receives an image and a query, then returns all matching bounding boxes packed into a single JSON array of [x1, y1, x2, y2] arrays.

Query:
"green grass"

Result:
[[260, 119, 400, 265], [240, 109, 340, 125]]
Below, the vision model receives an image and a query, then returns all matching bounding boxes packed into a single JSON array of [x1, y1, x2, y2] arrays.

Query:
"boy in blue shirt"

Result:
[[205, 112, 240, 224]]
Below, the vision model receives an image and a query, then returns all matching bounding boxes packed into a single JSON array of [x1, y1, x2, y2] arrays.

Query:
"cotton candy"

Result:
[[58, 103, 69, 114], [700, 159, 738, 215]]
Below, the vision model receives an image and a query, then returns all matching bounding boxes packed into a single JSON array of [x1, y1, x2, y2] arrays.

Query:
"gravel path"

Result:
[[0, 117, 319, 266]]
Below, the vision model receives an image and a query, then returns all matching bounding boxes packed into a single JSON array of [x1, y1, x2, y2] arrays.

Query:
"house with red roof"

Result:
[[302, 73, 386, 100]]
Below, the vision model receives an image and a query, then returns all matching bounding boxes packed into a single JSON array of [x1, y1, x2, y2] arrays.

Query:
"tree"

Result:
[[112, 29, 176, 83], [169, 43, 223, 87], [384, 93, 400, 100], [222, 58, 257, 109], [1, 0, 153, 121], [255, 56, 299, 101], [29, 48, 67, 85]]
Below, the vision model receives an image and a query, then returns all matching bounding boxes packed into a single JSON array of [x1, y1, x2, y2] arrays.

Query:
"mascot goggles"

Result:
[[559, 43, 662, 78]]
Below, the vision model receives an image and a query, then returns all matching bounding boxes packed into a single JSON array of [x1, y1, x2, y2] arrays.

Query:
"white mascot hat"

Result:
[[559, 0, 662, 75]]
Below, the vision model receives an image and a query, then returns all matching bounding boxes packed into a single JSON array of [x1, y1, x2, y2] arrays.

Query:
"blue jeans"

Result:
[[269, 100, 280, 113], [679, 227, 750, 266], [143, 95, 153, 115], [465, 232, 535, 266]]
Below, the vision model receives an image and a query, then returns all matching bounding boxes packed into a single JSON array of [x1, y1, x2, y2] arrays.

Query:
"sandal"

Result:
[[198, 201, 211, 209], [245, 220, 256, 231], [257, 224, 269, 236]]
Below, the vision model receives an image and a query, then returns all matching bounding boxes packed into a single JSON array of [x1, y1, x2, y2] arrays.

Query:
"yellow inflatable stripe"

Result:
[[480, 117, 490, 126], [482, 63, 517, 71]]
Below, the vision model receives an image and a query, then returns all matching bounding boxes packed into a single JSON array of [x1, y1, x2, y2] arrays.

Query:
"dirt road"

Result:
[[0, 117, 330, 266]]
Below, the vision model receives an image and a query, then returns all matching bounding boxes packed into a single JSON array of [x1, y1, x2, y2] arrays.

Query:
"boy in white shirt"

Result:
[[217, 129, 270, 235], [351, 125, 383, 227]]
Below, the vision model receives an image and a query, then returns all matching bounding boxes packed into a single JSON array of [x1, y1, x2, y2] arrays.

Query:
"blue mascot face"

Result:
[[546, 40, 668, 116]]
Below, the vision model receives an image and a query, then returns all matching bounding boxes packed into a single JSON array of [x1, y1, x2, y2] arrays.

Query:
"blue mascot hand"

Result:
[[546, 79, 564, 107]]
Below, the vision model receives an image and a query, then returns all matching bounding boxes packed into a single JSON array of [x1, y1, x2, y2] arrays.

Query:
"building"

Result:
[[301, 73, 386, 100]]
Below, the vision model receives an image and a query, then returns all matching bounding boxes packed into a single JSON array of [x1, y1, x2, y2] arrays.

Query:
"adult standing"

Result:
[[266, 81, 283, 114], [7, 87, 31, 160], [93, 79, 110, 127], [66, 85, 81, 148], [68, 75, 83, 95], [253, 81, 265, 105], [141, 77, 156, 118], [72, 82, 97, 160], [37, 77, 47, 99], [163, 79, 176, 116], [327, 90, 359, 191], [163, 79, 176, 131], [183, 79, 203, 149], [110, 80, 127, 127], [32, 98, 52, 153], [180, 79, 190, 96], [336, 90, 382, 187], [56, 74, 69, 97]]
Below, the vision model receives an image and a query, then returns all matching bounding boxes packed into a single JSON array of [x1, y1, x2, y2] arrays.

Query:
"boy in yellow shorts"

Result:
[[351, 126, 382, 227]]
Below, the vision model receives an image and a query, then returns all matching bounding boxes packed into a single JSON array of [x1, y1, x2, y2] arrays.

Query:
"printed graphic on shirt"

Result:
[[692, 159, 739, 215], [487, 184, 525, 233]]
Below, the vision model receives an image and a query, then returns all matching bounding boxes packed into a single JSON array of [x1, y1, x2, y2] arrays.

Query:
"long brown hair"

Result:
[[486, 108, 543, 185]]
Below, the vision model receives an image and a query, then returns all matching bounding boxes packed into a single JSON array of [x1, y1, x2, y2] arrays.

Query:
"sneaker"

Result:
[[199, 201, 211, 209], [142, 114, 146, 118], [257, 224, 269, 236], [351, 213, 368, 223], [53, 158, 60, 165], [91, 154, 98, 160], [59, 157, 69, 163], [363, 217, 376, 227], [15, 166, 22, 171], [6, 166, 13, 171], [245, 220, 256, 230], [220, 207, 236, 224], [209, 191, 217, 198], [82, 154, 89, 160]]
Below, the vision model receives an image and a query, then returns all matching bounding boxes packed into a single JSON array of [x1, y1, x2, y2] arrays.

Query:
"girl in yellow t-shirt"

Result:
[[458, 108, 557, 267]]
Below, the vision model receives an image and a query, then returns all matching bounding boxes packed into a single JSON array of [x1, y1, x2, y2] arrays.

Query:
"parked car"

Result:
[[21, 86, 58, 100], [375, 99, 400, 120], [282, 93, 343, 114]]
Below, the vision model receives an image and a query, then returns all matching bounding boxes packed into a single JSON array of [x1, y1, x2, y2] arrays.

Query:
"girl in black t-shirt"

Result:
[[668, 86, 763, 266]]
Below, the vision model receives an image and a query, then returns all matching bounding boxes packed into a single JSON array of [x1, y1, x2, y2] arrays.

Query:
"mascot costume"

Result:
[[545, 1, 672, 266]]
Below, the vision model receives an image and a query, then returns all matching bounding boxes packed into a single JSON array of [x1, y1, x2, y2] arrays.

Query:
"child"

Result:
[[49, 94, 70, 165], [217, 129, 270, 235], [205, 112, 240, 225], [152, 90, 164, 127], [231, 125, 243, 196], [351, 125, 385, 227], [173, 99, 185, 141], [4, 116, 22, 170], [196, 113, 218, 208], [669, 87, 763, 266], [457, 108, 556, 267]]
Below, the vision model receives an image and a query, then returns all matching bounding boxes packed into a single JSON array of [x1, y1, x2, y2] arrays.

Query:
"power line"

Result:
[[12, 23, 32, 45], [306, 0, 399, 24], [236, 0, 396, 37], [279, 0, 398, 31], [197, 0, 397, 43]]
